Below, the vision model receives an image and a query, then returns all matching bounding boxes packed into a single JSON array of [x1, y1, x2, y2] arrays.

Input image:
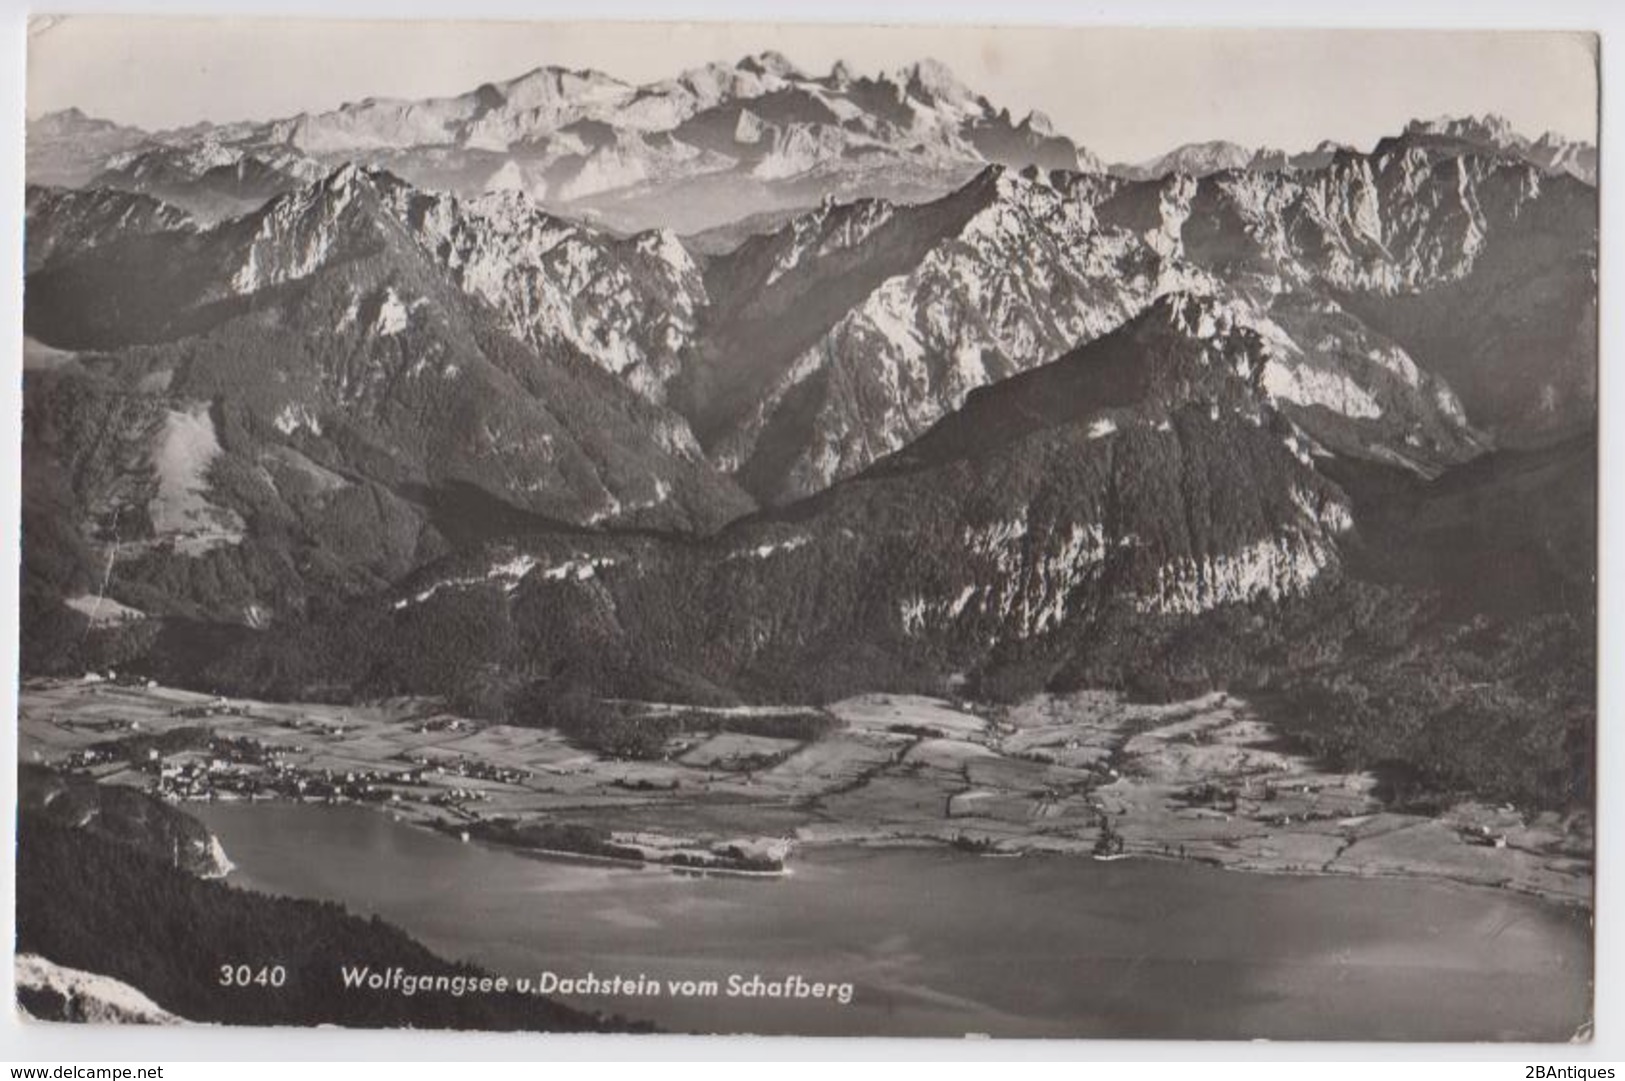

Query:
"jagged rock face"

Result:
[[680, 152, 1554, 504], [249, 294, 1357, 702], [1117, 115, 1597, 186], [215, 163, 412, 297], [28, 56, 1111, 234], [1174, 151, 1597, 445], [362, 156, 1501, 472], [25, 185, 195, 273], [203, 147, 1563, 512], [20, 91, 1596, 700], [965, 110, 1100, 173], [1245, 288, 1482, 472], [1111, 140, 1360, 180], [22, 164, 753, 628], [1393, 114, 1597, 184], [693, 168, 1170, 503], [1179, 150, 1564, 293], [847, 294, 1358, 629], [21, 124, 1591, 642], [382, 183, 707, 402], [691, 138, 1588, 502], [1523, 131, 1599, 186]]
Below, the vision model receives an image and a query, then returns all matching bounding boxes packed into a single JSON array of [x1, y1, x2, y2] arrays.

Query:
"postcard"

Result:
[[16, 17, 1597, 1039]]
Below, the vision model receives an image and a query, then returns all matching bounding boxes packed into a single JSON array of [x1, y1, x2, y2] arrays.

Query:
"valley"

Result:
[[20, 677, 1592, 904], [17, 36, 1598, 1039]]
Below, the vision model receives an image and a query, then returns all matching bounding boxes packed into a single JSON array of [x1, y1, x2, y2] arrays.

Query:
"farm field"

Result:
[[18, 679, 1592, 903]]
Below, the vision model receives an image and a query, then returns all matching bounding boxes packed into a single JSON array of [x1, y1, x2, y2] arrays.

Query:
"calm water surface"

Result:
[[194, 802, 1592, 1039]]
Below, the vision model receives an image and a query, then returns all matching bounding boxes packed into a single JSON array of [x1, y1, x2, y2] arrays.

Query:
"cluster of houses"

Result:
[[139, 731, 414, 803], [151, 753, 426, 803], [397, 751, 530, 786], [62, 745, 118, 770], [65, 731, 274, 781], [47, 685, 543, 813], [103, 724, 540, 806]]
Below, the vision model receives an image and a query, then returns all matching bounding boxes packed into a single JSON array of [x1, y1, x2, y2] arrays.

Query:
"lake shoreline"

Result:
[[787, 829, 1592, 910], [22, 678, 1591, 915], [190, 799, 1595, 1041], [185, 788, 1588, 912]]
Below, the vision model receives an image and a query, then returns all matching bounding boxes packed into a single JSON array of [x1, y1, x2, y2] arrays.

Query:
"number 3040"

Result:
[[219, 964, 286, 987]]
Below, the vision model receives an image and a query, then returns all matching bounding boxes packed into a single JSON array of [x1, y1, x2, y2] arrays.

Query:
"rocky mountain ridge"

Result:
[[683, 137, 1588, 502], [29, 54, 1107, 234], [20, 64, 1596, 743], [1112, 115, 1595, 185], [206, 293, 1368, 702], [21, 163, 753, 639], [20, 116, 1592, 646]]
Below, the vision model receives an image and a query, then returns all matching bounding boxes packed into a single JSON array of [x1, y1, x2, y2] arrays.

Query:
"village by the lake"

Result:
[[20, 675, 1593, 902]]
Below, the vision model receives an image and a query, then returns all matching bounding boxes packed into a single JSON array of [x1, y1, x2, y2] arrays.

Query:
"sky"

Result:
[[26, 17, 1599, 163]]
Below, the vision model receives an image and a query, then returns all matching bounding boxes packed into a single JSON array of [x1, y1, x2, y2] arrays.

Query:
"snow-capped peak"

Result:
[[1405, 113, 1519, 147], [1120, 140, 1258, 180], [897, 58, 981, 112], [499, 64, 630, 111], [226, 163, 391, 295], [1020, 110, 1055, 136], [1393, 114, 1595, 183]]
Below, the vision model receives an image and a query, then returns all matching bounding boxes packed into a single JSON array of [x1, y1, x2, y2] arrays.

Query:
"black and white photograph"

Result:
[[13, 16, 1599, 1041]]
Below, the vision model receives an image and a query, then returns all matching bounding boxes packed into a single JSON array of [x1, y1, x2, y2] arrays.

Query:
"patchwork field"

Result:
[[18, 678, 1592, 903]]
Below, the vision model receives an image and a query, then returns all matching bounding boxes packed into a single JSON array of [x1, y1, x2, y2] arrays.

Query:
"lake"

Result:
[[194, 801, 1592, 1040]]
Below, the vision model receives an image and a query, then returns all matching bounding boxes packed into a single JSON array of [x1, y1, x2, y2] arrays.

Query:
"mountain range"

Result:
[[21, 54, 1597, 809], [30, 53, 1101, 234], [28, 53, 1595, 234], [1109, 116, 1597, 185]]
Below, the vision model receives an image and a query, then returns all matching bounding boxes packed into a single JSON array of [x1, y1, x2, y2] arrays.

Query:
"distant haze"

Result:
[[28, 18, 1598, 164]]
